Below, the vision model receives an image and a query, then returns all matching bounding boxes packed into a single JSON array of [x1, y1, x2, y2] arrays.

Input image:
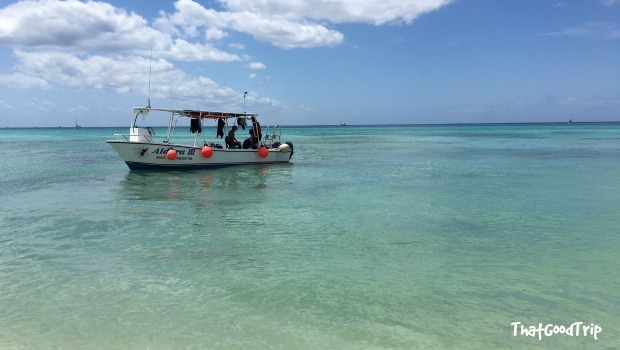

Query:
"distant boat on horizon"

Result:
[[567, 119, 573, 124], [338, 122, 347, 126], [75, 118, 82, 129]]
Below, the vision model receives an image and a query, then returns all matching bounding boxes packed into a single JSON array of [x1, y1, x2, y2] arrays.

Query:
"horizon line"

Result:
[[3, 121, 620, 129]]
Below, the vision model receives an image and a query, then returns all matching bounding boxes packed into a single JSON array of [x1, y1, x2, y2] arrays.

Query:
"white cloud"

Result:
[[225, 11, 344, 49], [0, 0, 162, 51], [0, 0, 451, 58], [0, 71, 50, 89], [221, 0, 453, 25], [6, 50, 153, 92], [153, 0, 454, 49], [0, 0, 242, 60], [163, 39, 241, 62], [206, 27, 228, 40], [156, 0, 344, 49], [248, 62, 266, 69], [0, 49, 280, 110], [546, 22, 620, 39], [601, 0, 618, 6]]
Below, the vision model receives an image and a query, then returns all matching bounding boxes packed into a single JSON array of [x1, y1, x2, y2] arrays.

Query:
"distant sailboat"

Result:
[[567, 119, 573, 125], [75, 118, 82, 129]]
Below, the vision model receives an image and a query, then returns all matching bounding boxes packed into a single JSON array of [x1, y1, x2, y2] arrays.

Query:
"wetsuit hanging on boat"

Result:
[[237, 118, 247, 130], [217, 118, 225, 138], [251, 117, 262, 140]]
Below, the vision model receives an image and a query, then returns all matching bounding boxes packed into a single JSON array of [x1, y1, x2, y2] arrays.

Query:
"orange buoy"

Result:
[[201, 146, 213, 158], [258, 146, 269, 158], [166, 149, 177, 160]]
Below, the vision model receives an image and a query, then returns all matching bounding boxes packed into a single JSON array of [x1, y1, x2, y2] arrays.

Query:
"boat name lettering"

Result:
[[152, 148, 196, 155]]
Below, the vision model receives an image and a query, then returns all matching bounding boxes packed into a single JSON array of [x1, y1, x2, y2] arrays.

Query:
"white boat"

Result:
[[108, 107, 294, 170]]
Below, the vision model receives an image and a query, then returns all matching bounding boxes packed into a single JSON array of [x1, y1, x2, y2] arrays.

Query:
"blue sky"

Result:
[[0, 0, 619, 127]]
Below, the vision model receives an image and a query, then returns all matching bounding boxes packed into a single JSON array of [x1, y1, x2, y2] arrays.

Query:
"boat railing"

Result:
[[263, 125, 282, 144], [112, 126, 158, 143], [112, 133, 155, 143], [113, 134, 130, 142], [112, 133, 175, 144]]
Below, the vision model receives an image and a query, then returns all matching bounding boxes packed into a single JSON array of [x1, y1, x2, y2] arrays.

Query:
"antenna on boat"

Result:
[[147, 45, 153, 109], [243, 91, 248, 113]]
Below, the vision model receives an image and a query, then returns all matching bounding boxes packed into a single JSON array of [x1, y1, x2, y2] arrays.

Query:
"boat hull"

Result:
[[107, 141, 292, 170]]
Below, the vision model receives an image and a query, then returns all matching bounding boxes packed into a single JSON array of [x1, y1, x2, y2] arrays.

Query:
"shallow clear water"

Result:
[[1, 124, 619, 349]]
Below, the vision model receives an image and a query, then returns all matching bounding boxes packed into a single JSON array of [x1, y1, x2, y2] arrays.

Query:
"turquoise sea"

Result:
[[1, 123, 619, 349]]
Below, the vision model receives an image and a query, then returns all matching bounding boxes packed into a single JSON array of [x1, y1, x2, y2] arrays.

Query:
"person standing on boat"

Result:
[[227, 125, 241, 149]]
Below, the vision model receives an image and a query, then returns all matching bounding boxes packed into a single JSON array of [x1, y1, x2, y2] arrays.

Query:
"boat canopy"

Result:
[[133, 107, 258, 120]]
